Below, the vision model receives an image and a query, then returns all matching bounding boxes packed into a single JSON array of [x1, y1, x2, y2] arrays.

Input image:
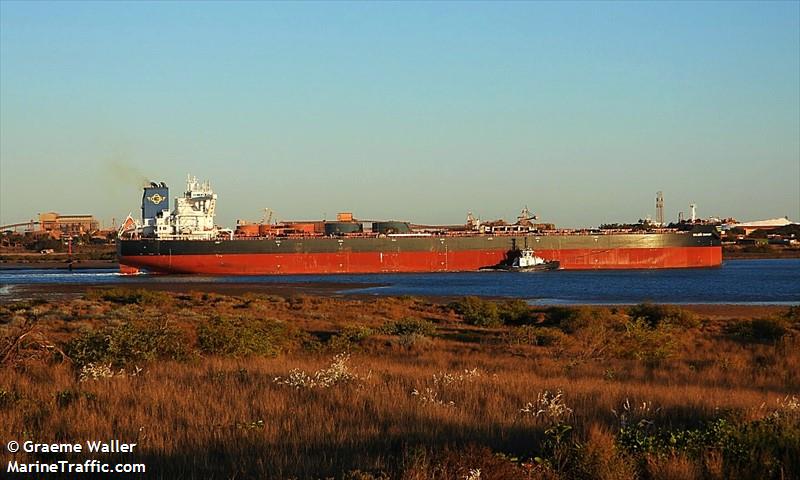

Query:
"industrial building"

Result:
[[37, 212, 99, 237], [724, 217, 796, 236]]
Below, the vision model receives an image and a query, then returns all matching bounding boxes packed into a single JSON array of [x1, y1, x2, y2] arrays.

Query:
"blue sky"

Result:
[[1, 1, 798, 228]]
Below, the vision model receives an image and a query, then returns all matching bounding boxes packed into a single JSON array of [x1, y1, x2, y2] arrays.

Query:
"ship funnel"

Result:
[[142, 182, 169, 223]]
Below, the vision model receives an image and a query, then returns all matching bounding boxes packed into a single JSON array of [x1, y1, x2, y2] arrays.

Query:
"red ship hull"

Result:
[[119, 246, 721, 275]]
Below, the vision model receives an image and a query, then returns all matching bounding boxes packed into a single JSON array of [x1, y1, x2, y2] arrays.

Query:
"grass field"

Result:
[[1, 290, 798, 479]]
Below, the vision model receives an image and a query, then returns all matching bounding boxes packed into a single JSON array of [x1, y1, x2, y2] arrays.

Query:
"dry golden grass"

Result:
[[0, 291, 798, 479]]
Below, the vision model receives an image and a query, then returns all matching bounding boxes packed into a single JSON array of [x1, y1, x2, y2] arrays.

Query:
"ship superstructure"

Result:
[[138, 175, 220, 240], [118, 175, 722, 274]]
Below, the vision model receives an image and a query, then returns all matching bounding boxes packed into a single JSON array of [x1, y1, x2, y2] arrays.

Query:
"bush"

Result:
[[498, 299, 533, 325], [728, 317, 789, 343], [66, 319, 189, 368], [546, 306, 591, 332], [197, 316, 290, 357], [505, 325, 564, 347], [450, 298, 533, 326], [628, 303, 698, 328], [86, 288, 170, 305], [327, 324, 376, 352], [382, 318, 435, 337], [546, 306, 624, 333], [55, 389, 80, 408], [723, 411, 800, 478], [616, 319, 675, 364], [616, 413, 800, 479], [450, 297, 501, 327]]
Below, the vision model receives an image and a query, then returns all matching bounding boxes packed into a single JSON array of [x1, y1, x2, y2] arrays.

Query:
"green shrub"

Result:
[[617, 413, 800, 479], [628, 303, 698, 328], [498, 299, 533, 325], [545, 306, 581, 324], [197, 316, 290, 357], [327, 324, 376, 352], [616, 318, 675, 363], [339, 324, 376, 342], [55, 389, 80, 408], [382, 317, 435, 337], [728, 317, 789, 343], [505, 325, 564, 347], [545, 306, 623, 333], [450, 298, 533, 326], [298, 332, 325, 353], [66, 319, 189, 368], [65, 329, 108, 367], [722, 411, 800, 478], [450, 297, 502, 327], [86, 288, 170, 305]]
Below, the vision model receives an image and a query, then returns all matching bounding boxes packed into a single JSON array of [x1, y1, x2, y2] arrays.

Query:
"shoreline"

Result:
[[722, 249, 800, 259], [1, 282, 793, 317], [0, 281, 384, 302], [0, 259, 117, 270]]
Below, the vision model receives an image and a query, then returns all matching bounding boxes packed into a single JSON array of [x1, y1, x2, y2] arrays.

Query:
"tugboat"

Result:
[[480, 244, 560, 272], [509, 247, 560, 271]]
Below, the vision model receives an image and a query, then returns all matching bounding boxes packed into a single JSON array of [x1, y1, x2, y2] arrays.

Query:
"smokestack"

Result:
[[142, 183, 169, 223]]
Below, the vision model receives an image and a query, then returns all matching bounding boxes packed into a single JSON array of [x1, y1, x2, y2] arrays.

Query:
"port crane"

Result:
[[262, 208, 275, 225]]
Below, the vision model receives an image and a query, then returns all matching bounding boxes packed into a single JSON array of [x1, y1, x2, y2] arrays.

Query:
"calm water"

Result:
[[1, 259, 798, 305]]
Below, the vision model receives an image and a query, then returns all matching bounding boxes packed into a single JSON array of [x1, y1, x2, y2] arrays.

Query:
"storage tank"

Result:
[[286, 222, 317, 235], [324, 222, 363, 235], [372, 221, 412, 234], [236, 224, 259, 237]]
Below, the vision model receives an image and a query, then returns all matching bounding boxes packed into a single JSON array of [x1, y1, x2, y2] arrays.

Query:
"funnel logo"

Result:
[[147, 193, 165, 205]]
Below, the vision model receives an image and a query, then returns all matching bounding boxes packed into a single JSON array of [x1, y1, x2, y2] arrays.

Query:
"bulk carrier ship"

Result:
[[117, 176, 722, 274]]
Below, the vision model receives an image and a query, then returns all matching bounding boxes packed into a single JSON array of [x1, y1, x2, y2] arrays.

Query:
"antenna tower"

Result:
[[655, 191, 664, 226]]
